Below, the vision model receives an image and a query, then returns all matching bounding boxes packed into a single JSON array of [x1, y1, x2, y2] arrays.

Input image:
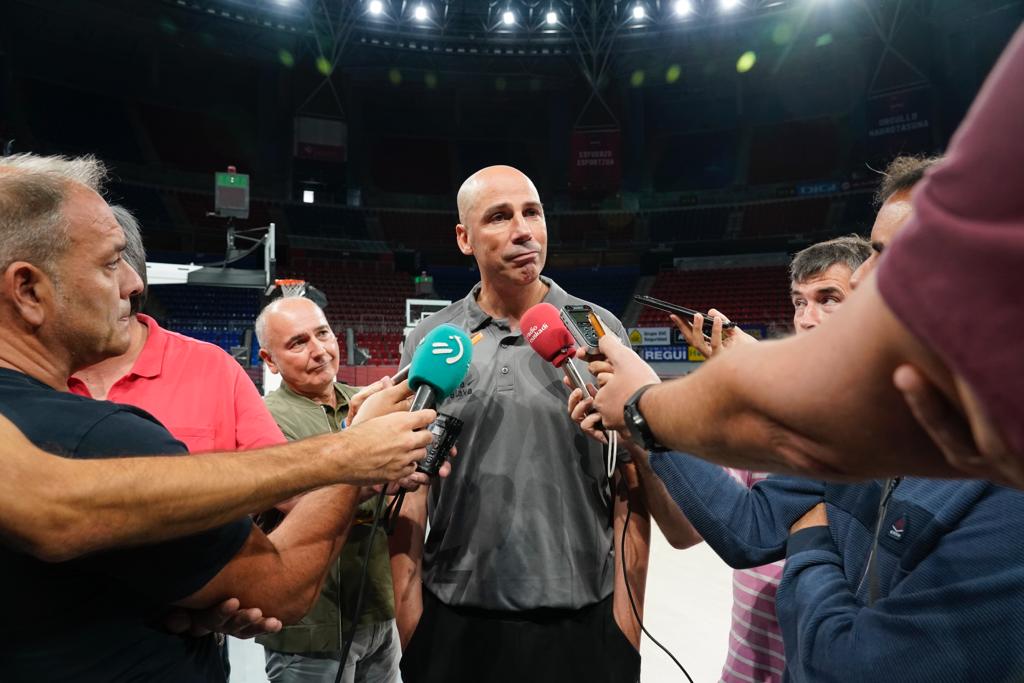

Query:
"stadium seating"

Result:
[[740, 198, 832, 238], [280, 257, 415, 365], [154, 284, 261, 357], [637, 266, 792, 329], [747, 118, 841, 185]]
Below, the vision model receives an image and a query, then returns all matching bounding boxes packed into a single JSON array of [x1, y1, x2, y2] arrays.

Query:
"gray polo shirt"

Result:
[[400, 276, 629, 611]]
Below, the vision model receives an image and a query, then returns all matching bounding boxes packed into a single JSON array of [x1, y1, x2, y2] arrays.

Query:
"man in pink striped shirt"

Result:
[[680, 235, 870, 683]]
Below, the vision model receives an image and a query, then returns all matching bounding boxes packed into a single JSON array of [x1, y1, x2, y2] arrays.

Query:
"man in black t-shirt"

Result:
[[0, 155, 436, 681], [0, 369, 251, 681]]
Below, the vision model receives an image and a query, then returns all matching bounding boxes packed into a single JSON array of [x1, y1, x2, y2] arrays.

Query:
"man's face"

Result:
[[850, 189, 914, 291], [791, 263, 855, 335], [52, 187, 143, 369], [456, 168, 548, 287], [261, 299, 340, 397]]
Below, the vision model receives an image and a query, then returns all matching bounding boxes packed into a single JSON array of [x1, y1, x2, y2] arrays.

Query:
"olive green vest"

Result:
[[257, 381, 395, 654]]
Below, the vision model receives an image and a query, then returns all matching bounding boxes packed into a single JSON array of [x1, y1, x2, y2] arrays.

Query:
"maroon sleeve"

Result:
[[876, 27, 1024, 455]]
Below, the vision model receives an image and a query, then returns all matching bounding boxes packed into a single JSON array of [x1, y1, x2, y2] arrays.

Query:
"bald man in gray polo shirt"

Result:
[[394, 166, 646, 683]]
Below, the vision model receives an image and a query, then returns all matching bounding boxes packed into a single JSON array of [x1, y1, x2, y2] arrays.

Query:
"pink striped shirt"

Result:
[[720, 469, 786, 683]]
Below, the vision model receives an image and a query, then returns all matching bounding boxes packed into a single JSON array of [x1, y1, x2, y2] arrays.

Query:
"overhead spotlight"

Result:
[[546, 10, 558, 24], [368, 0, 383, 15], [413, 4, 428, 21], [674, 0, 693, 15], [632, 4, 646, 20], [721, 0, 741, 10], [302, 190, 315, 204], [502, 9, 515, 25]]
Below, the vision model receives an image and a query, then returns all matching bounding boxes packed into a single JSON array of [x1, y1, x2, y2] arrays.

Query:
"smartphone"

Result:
[[560, 304, 603, 354], [633, 295, 736, 337]]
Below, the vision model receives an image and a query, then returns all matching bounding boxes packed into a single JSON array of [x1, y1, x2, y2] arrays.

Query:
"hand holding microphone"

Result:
[[521, 302, 608, 433], [407, 324, 473, 476], [521, 302, 593, 397]]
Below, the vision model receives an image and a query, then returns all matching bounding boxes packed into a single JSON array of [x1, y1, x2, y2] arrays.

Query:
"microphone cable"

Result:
[[334, 488, 390, 683], [621, 490, 694, 682]]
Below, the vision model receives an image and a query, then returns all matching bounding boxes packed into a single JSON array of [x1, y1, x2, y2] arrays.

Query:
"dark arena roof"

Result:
[[2, 0, 1022, 263]]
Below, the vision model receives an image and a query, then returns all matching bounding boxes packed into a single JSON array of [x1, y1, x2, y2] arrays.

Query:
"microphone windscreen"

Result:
[[408, 324, 473, 400], [521, 302, 577, 367]]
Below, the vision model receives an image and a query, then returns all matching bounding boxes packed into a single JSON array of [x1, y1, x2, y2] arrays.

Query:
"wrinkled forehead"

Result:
[[467, 173, 540, 214], [791, 263, 853, 296], [269, 299, 330, 338], [65, 185, 124, 248]]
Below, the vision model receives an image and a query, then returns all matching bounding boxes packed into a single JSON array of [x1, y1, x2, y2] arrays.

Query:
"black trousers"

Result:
[[400, 590, 641, 683]]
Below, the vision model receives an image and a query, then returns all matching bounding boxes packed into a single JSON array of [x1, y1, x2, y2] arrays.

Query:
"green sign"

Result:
[[215, 172, 249, 189]]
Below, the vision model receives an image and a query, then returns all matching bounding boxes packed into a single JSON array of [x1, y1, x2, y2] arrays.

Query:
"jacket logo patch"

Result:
[[888, 516, 906, 541]]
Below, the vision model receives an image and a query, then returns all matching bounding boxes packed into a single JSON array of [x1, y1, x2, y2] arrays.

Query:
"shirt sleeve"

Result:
[[231, 364, 287, 449], [777, 487, 1024, 682], [74, 408, 252, 606], [876, 27, 1024, 456], [648, 451, 825, 567]]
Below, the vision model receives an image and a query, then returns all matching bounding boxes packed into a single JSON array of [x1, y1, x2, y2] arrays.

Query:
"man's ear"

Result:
[[259, 348, 280, 375], [455, 223, 473, 257], [3, 262, 54, 328]]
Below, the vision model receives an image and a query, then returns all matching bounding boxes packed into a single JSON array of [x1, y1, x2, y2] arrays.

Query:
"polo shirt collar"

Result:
[[129, 314, 167, 379], [463, 275, 569, 333], [279, 379, 351, 410]]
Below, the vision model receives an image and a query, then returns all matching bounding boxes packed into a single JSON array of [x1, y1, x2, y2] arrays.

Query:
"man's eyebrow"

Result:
[[480, 202, 512, 216], [285, 332, 308, 346], [814, 286, 844, 297]]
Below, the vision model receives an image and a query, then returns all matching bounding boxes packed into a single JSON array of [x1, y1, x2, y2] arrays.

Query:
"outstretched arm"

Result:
[[592, 278, 966, 481], [0, 408, 435, 562]]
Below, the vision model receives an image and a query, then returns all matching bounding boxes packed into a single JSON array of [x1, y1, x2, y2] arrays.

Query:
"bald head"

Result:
[[255, 296, 325, 349], [457, 165, 540, 226], [256, 296, 341, 397]]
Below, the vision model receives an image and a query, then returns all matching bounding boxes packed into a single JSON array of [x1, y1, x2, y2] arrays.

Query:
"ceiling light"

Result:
[[369, 0, 383, 15], [632, 5, 646, 20], [502, 10, 515, 25], [413, 4, 428, 21], [546, 10, 557, 24]]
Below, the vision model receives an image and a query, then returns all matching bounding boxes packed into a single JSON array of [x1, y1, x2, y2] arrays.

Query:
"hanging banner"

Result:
[[866, 88, 932, 158], [569, 129, 622, 191]]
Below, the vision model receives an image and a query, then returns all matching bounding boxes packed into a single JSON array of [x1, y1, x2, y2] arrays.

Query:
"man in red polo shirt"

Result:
[[69, 206, 285, 453]]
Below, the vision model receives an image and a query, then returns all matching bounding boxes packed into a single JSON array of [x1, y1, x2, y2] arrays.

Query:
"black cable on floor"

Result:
[[622, 501, 694, 683]]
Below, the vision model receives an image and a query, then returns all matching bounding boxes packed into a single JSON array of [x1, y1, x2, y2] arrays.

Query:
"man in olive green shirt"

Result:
[[256, 296, 399, 683]]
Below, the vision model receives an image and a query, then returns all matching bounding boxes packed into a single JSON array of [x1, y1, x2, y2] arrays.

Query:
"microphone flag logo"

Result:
[[431, 335, 466, 365]]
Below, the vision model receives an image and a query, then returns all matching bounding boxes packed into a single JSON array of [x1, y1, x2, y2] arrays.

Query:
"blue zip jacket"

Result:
[[649, 452, 1024, 682]]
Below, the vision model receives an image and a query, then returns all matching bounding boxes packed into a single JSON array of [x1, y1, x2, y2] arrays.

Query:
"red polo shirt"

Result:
[[69, 314, 285, 453]]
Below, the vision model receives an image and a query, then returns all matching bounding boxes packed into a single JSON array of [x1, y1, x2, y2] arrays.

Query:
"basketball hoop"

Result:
[[274, 278, 307, 298]]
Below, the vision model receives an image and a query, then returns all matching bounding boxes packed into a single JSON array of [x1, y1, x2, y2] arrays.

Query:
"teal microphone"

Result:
[[408, 324, 473, 411]]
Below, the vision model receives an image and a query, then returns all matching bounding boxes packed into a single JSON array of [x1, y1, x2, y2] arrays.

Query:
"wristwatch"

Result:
[[624, 384, 667, 453]]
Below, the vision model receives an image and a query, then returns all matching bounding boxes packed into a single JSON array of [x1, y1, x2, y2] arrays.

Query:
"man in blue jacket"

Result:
[[577, 155, 1024, 681]]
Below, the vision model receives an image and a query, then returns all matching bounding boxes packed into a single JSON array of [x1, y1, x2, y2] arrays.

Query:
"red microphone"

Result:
[[521, 302, 590, 396]]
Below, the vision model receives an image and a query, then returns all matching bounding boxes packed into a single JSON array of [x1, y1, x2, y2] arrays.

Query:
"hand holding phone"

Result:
[[633, 295, 736, 338]]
